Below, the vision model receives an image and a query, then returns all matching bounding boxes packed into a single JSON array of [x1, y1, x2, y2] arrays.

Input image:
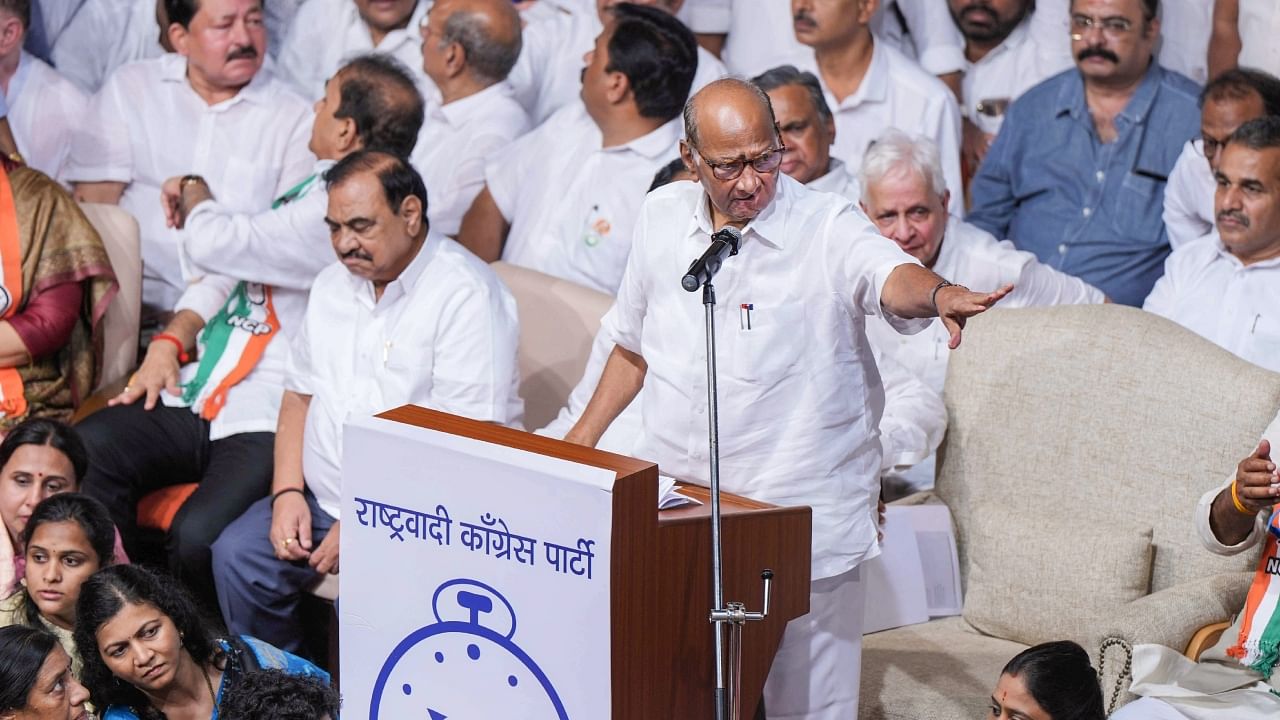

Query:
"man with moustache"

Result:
[[413, 0, 529, 237], [1144, 117, 1280, 375], [277, 0, 430, 99], [947, 0, 1073, 172], [1163, 68, 1280, 249], [752, 64, 860, 199], [212, 151, 521, 653], [67, 0, 313, 323], [75, 55, 424, 613], [565, 77, 1010, 719], [791, 0, 965, 213], [967, 0, 1200, 307]]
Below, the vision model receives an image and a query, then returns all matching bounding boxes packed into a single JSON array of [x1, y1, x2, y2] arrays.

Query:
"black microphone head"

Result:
[[681, 274, 700, 292], [713, 226, 743, 254]]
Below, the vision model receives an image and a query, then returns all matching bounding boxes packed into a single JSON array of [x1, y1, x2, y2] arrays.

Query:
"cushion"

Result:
[[136, 483, 199, 531], [962, 507, 1154, 647]]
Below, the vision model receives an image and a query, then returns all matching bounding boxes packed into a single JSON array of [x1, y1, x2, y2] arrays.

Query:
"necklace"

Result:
[[199, 662, 216, 707]]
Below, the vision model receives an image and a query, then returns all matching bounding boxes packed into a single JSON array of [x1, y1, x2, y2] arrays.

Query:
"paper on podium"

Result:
[[862, 506, 930, 633], [658, 475, 701, 509], [905, 503, 962, 617]]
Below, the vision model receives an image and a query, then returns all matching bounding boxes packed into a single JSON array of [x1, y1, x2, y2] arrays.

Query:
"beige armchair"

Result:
[[860, 305, 1280, 719], [78, 202, 141, 391]]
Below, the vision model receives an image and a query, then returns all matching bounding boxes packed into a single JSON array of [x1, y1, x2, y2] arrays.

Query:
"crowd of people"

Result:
[[0, 0, 1278, 716]]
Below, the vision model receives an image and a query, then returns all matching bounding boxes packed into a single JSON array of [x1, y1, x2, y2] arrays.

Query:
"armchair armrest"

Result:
[[1184, 621, 1232, 661]]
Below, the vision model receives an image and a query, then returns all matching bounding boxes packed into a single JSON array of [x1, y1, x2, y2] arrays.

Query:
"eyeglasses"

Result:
[[1195, 133, 1232, 162], [691, 144, 786, 181], [1070, 14, 1135, 40]]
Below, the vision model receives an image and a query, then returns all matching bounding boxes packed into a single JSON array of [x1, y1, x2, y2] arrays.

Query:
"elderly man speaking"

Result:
[[565, 78, 1011, 719]]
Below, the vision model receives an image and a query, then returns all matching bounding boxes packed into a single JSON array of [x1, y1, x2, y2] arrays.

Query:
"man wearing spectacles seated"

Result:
[[457, 3, 697, 295], [967, 0, 1201, 307], [564, 77, 1011, 720], [1163, 68, 1280, 250]]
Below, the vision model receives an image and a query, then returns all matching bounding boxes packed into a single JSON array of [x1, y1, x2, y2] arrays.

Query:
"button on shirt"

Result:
[[50, 0, 164, 94], [967, 64, 1201, 307], [7, 51, 87, 184], [412, 83, 531, 237], [1163, 139, 1218, 250], [276, 0, 432, 100], [66, 55, 315, 314], [288, 233, 523, 519], [866, 216, 1104, 395], [1143, 240, 1280, 374], [160, 161, 336, 440], [604, 174, 928, 579], [508, 6, 727, 125], [803, 41, 964, 214], [959, 10, 1073, 136], [488, 103, 681, 294]]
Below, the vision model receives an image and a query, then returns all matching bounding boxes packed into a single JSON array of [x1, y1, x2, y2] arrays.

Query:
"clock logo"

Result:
[[369, 578, 571, 719]]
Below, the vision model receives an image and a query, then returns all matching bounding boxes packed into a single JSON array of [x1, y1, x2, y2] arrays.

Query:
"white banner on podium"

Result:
[[339, 415, 615, 720]]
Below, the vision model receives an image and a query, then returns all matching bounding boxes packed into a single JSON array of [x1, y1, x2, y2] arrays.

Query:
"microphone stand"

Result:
[[696, 278, 773, 720]]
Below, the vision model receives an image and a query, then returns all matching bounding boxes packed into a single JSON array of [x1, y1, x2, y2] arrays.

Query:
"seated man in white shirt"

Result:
[[753, 64, 859, 199], [277, 0, 429, 99], [793, 0, 964, 213], [947, 0, 1072, 174], [414, 0, 529, 237], [862, 130, 1104, 395], [509, 0, 725, 125], [77, 56, 425, 613], [212, 151, 522, 653], [67, 0, 313, 323], [1164, 68, 1280, 250], [1112, 418, 1280, 719], [458, 3, 696, 294], [0, 0, 88, 183], [51, 0, 168, 94], [1145, 117, 1280, 375]]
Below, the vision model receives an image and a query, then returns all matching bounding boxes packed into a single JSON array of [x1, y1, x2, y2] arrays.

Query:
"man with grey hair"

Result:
[[752, 64, 860, 199], [414, 0, 529, 237], [862, 129, 1105, 391], [565, 77, 1011, 719]]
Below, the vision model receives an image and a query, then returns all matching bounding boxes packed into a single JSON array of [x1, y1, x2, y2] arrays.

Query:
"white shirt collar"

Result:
[[159, 52, 273, 108], [605, 116, 682, 158], [688, 173, 796, 250], [806, 158, 851, 195], [1214, 240, 1280, 271], [350, 227, 442, 309], [433, 82, 516, 129]]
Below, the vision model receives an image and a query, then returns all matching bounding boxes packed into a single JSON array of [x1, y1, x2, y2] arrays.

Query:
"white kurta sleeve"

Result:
[[876, 349, 946, 473], [65, 69, 135, 183], [1011, 252, 1107, 306], [1164, 142, 1215, 250], [173, 273, 240, 323], [425, 280, 521, 424], [894, 0, 965, 76]]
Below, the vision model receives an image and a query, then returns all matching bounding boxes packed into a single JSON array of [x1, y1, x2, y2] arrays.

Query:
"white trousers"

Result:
[[762, 566, 865, 720], [1110, 698, 1192, 719]]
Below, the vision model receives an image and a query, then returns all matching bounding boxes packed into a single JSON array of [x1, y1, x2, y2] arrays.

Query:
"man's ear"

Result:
[[679, 140, 701, 183], [940, 189, 951, 210], [0, 17, 23, 54], [400, 194, 425, 234], [444, 41, 466, 78], [168, 22, 190, 55], [336, 116, 359, 154], [856, 0, 880, 25], [605, 69, 629, 105]]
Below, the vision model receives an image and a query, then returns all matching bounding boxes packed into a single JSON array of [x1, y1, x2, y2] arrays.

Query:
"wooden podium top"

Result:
[[375, 405, 811, 718]]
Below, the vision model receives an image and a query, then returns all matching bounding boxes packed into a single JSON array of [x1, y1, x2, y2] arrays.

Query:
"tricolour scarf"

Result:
[[1227, 506, 1280, 678]]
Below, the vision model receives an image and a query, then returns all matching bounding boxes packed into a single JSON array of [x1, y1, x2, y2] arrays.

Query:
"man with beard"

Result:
[[947, 0, 1073, 172], [967, 0, 1200, 307], [66, 0, 313, 323], [1144, 117, 1280, 375]]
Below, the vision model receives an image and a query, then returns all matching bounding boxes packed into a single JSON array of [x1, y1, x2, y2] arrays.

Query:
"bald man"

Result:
[[565, 79, 1010, 719], [415, 0, 529, 236]]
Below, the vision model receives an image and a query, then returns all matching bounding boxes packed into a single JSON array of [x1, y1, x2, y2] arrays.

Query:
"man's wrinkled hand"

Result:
[[309, 521, 340, 574], [270, 491, 314, 562], [1234, 439, 1280, 514], [161, 176, 187, 229], [936, 283, 1014, 349], [108, 344, 183, 410]]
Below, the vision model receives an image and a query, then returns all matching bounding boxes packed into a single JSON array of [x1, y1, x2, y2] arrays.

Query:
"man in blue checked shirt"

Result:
[[966, 0, 1200, 307]]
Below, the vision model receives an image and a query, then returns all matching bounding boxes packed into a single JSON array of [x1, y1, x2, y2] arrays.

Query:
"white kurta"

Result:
[[1143, 240, 1280, 374], [50, 0, 165, 94], [1163, 140, 1218, 250], [959, 9, 1073, 136], [288, 233, 523, 519], [1238, 0, 1280, 75], [488, 103, 680, 295], [65, 54, 315, 314], [7, 52, 87, 184], [412, 83, 531, 237]]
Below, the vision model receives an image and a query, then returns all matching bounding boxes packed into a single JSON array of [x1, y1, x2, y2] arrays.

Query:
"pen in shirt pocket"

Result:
[[740, 303, 753, 330]]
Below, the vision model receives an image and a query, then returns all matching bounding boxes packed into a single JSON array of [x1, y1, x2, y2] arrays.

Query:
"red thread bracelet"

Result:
[[152, 333, 189, 363]]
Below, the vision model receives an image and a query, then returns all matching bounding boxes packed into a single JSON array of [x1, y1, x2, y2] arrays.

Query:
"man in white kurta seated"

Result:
[[508, 0, 725, 125], [0, 0, 87, 183], [1111, 416, 1280, 720], [1163, 68, 1280, 250], [1145, 117, 1280, 375], [564, 78, 1009, 720], [414, 0, 530, 237], [793, 0, 964, 212], [66, 0, 314, 322], [457, 3, 695, 294], [277, 0, 430, 99], [50, 0, 167, 95], [752, 64, 860, 200], [212, 151, 522, 653], [862, 129, 1105, 393]]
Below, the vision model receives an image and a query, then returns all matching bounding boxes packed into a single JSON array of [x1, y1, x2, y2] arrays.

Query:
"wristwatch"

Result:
[[179, 174, 206, 191]]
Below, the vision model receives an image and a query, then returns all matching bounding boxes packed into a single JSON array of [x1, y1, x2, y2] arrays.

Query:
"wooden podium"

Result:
[[373, 406, 812, 718]]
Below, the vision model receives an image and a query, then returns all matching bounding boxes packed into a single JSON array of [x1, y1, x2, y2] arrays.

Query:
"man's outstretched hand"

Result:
[[936, 283, 1014, 349]]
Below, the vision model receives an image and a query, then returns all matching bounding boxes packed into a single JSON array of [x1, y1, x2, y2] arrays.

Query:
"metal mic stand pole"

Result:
[[701, 281, 773, 720]]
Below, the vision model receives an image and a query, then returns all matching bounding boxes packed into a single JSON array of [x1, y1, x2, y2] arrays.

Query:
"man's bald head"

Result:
[[429, 0, 522, 85], [683, 78, 777, 149]]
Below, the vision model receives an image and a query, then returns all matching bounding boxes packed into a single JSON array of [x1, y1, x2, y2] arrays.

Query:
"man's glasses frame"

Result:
[[689, 143, 787, 182]]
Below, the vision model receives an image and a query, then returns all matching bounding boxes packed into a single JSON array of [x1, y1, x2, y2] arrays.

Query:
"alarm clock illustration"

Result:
[[369, 578, 571, 719]]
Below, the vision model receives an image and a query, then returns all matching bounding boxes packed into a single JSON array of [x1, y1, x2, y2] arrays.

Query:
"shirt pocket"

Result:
[[1109, 169, 1166, 243], [730, 303, 806, 386], [1243, 313, 1280, 372]]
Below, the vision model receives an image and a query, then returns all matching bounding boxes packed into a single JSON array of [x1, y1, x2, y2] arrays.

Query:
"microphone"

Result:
[[681, 227, 742, 292]]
